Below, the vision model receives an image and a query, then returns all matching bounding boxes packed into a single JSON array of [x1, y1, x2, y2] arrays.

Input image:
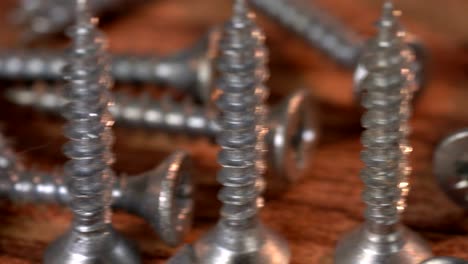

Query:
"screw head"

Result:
[[134, 151, 194, 247], [421, 257, 466, 264], [266, 89, 318, 193], [168, 221, 290, 264], [193, 28, 220, 104], [335, 225, 432, 264], [433, 129, 468, 209], [44, 226, 140, 264]]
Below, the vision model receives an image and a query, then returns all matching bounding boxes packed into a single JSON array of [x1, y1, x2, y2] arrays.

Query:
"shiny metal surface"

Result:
[[336, 226, 431, 264], [421, 257, 467, 264], [433, 129, 468, 209], [10, 0, 428, 105], [169, 1, 290, 262], [266, 89, 317, 191], [44, 1, 139, 263], [0, 34, 215, 102], [44, 227, 140, 264], [169, 221, 290, 264], [353, 37, 426, 104], [334, 2, 432, 263], [6, 86, 317, 193], [0, 151, 194, 246]]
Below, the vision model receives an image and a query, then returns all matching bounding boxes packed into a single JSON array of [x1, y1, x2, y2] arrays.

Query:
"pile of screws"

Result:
[[0, 0, 465, 263]]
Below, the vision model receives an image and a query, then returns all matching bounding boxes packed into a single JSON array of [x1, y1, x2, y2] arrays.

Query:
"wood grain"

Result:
[[0, 0, 467, 263]]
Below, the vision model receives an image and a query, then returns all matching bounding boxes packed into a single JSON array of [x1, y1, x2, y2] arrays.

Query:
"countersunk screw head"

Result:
[[4, 85, 319, 194], [123, 151, 194, 246], [421, 257, 467, 264], [433, 129, 468, 209], [169, 220, 290, 264], [266, 89, 318, 193], [169, 0, 291, 262], [191, 28, 220, 103], [0, 149, 194, 247], [335, 2, 432, 263], [44, 226, 141, 264]]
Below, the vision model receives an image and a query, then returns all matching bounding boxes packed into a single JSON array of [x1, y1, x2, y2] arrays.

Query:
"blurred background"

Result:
[[0, 0, 467, 263]]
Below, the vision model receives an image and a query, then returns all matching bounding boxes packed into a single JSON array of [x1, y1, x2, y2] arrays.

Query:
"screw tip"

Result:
[[375, 0, 401, 45], [232, 0, 250, 21], [75, 0, 95, 26]]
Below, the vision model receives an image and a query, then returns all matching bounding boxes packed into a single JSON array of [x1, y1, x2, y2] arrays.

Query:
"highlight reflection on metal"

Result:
[[0, 34, 214, 102], [0, 150, 194, 246], [354, 38, 426, 103], [43, 1, 140, 263], [433, 129, 468, 209], [168, 1, 290, 263], [252, 21, 269, 201], [6, 86, 317, 194], [334, 2, 432, 263], [421, 257, 467, 264]]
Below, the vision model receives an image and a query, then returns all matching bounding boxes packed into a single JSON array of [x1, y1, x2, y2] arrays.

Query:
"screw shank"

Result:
[[0, 50, 202, 94], [0, 168, 134, 209], [250, 0, 363, 66]]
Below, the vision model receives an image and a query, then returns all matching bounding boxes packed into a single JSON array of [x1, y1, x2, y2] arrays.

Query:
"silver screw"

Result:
[[421, 257, 467, 264], [0, 33, 215, 102], [12, 0, 148, 41], [334, 2, 432, 263], [251, 0, 362, 66], [43, 1, 140, 263], [433, 129, 468, 209], [250, 0, 427, 101], [6, 85, 318, 194], [168, 1, 290, 263], [10, 0, 426, 104], [0, 144, 194, 247]]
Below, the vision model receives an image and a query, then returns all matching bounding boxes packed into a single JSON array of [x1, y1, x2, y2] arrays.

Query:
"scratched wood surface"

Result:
[[0, 0, 467, 263]]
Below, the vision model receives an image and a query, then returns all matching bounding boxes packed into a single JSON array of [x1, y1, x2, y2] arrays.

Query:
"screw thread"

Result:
[[63, 0, 114, 242], [5, 86, 221, 136], [250, 0, 363, 66], [0, 134, 26, 198], [0, 161, 134, 208], [215, 0, 263, 227], [0, 48, 203, 92], [252, 23, 269, 199], [0, 167, 68, 204], [359, 1, 413, 231]]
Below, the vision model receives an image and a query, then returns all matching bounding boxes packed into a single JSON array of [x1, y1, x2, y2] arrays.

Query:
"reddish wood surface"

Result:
[[0, 0, 467, 263]]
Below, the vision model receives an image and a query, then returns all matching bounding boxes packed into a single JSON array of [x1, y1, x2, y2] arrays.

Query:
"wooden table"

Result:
[[0, 0, 467, 263]]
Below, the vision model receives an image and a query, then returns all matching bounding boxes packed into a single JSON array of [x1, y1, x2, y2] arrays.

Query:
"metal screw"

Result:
[[421, 257, 467, 264], [43, 1, 140, 263], [433, 129, 468, 209], [0, 144, 193, 246], [251, 0, 362, 66], [0, 33, 215, 102], [250, 0, 427, 102], [168, 1, 290, 263], [10, 0, 426, 104], [334, 2, 432, 263], [6, 85, 318, 194], [12, 0, 148, 41]]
